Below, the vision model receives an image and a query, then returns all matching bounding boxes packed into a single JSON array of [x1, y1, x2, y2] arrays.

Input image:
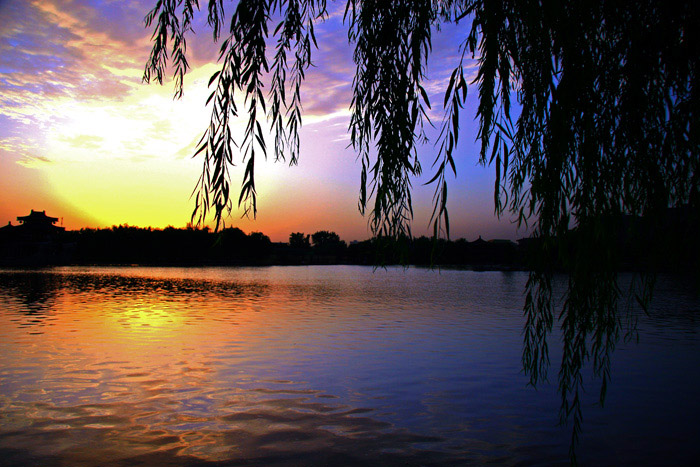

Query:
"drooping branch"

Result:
[[269, 0, 328, 167], [145, 0, 327, 229], [462, 0, 699, 460], [346, 0, 435, 238]]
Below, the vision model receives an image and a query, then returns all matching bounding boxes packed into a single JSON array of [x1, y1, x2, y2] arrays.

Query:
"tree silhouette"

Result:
[[289, 232, 310, 249], [311, 230, 346, 251], [143, 0, 699, 459]]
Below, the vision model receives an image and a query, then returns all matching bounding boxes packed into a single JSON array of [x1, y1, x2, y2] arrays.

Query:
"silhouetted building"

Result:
[[0, 210, 69, 265], [471, 235, 488, 246], [16, 210, 65, 235]]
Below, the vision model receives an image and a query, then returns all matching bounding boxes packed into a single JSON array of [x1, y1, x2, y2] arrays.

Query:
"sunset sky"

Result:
[[0, 0, 525, 242]]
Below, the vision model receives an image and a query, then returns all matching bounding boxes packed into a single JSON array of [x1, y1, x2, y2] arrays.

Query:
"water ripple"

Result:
[[0, 266, 698, 465]]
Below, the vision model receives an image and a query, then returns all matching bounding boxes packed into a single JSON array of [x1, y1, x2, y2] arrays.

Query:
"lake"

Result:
[[0, 266, 698, 465]]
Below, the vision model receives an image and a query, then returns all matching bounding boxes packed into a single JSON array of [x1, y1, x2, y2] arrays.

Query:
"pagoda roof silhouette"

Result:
[[17, 210, 60, 225]]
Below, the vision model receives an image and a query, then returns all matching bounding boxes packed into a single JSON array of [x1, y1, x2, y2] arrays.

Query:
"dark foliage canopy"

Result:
[[144, 0, 699, 459], [288, 231, 310, 249]]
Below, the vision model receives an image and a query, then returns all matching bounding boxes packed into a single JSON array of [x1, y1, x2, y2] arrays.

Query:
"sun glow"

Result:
[[113, 304, 185, 334], [0, 0, 520, 241], [32, 65, 221, 228]]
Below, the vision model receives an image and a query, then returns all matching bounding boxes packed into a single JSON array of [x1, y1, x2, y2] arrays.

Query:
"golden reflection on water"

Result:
[[1, 272, 271, 463], [3, 267, 698, 465], [4, 267, 488, 465]]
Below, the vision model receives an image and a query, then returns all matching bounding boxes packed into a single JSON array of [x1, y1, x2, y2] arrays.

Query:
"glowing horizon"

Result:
[[0, 0, 526, 243]]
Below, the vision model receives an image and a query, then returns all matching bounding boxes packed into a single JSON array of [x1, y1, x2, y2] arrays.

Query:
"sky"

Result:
[[0, 0, 526, 242]]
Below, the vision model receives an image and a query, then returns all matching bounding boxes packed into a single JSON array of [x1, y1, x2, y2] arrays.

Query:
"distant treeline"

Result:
[[0, 224, 526, 268], [0, 208, 697, 271]]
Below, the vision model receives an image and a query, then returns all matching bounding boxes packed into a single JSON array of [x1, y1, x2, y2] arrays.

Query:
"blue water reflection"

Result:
[[0, 266, 698, 465]]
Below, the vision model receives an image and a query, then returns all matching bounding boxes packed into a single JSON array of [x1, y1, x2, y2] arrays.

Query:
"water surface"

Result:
[[1, 266, 698, 465]]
